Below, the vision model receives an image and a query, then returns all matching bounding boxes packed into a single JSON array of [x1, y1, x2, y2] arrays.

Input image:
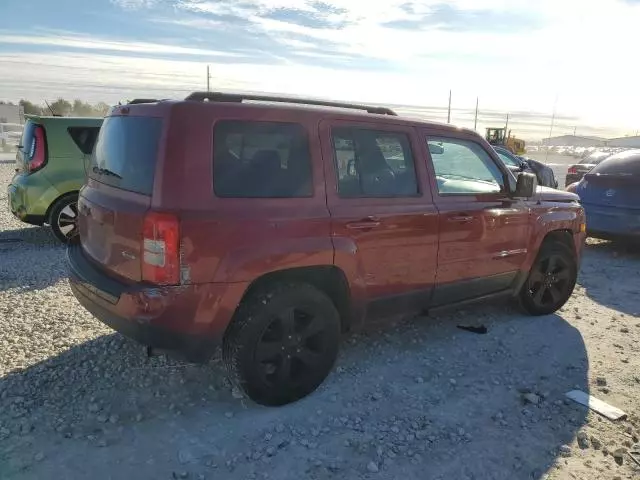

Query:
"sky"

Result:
[[0, 0, 639, 140]]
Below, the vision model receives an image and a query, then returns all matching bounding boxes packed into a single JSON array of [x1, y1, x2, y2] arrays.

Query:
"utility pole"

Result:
[[504, 113, 509, 135], [545, 94, 558, 163], [473, 97, 479, 131], [573, 126, 577, 136], [447, 90, 451, 124], [206, 65, 210, 92]]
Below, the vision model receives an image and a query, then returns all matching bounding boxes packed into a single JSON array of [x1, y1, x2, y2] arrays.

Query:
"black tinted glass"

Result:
[[68, 127, 100, 155], [213, 121, 312, 198], [90, 116, 162, 195]]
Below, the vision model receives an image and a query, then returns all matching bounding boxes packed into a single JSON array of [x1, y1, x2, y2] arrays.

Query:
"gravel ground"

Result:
[[1, 154, 639, 480]]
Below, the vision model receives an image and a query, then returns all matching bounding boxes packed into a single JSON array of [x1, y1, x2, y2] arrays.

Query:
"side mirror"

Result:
[[513, 172, 537, 198], [428, 143, 444, 155]]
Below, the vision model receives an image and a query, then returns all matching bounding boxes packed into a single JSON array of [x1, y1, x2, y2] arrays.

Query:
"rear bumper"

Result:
[[7, 172, 58, 223], [583, 204, 640, 238], [67, 243, 248, 362]]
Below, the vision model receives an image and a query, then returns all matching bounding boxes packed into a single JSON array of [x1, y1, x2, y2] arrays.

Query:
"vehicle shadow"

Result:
[[577, 240, 640, 316], [0, 305, 590, 480], [0, 226, 65, 292]]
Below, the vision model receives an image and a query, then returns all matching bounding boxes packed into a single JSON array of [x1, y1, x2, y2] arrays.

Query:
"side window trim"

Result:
[[331, 126, 421, 199], [426, 135, 510, 197]]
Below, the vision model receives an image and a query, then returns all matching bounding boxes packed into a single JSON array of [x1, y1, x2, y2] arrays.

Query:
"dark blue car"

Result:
[[572, 150, 640, 239]]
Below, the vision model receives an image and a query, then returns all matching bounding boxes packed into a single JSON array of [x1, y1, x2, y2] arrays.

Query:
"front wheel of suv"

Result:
[[49, 194, 79, 244], [519, 240, 577, 316], [223, 283, 341, 406]]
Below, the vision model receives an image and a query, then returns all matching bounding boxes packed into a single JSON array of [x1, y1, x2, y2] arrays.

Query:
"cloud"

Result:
[[0, 33, 244, 58], [110, 0, 161, 9]]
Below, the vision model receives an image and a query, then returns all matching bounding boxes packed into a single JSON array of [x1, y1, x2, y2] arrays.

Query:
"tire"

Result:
[[519, 240, 577, 316], [223, 283, 341, 406], [49, 194, 79, 244]]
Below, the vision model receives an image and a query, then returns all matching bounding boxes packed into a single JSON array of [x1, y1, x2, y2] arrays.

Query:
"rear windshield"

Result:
[[213, 120, 312, 198], [590, 154, 640, 176], [580, 154, 608, 164], [90, 116, 162, 195]]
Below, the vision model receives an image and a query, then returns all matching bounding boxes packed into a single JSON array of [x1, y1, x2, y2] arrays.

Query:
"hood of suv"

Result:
[[535, 185, 579, 203]]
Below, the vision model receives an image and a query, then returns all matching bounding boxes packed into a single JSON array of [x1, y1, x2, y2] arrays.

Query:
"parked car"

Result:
[[67, 92, 586, 406], [565, 151, 610, 186], [568, 150, 640, 239], [0, 122, 23, 151], [7, 115, 103, 242], [493, 146, 558, 188]]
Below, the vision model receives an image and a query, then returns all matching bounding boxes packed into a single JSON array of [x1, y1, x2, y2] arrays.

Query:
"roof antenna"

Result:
[[44, 100, 60, 117]]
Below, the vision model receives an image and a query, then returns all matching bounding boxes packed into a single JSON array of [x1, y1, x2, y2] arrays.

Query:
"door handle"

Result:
[[346, 217, 381, 230], [448, 215, 474, 223]]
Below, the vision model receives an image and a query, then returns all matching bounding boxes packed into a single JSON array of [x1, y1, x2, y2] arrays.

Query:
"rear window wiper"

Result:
[[92, 166, 122, 179]]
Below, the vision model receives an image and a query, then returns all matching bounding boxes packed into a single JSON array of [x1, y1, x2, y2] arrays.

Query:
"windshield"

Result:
[[495, 150, 520, 167], [90, 116, 162, 195]]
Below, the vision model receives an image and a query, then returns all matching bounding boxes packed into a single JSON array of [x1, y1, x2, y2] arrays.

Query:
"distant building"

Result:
[[0, 104, 22, 124], [606, 136, 640, 148], [542, 135, 605, 147]]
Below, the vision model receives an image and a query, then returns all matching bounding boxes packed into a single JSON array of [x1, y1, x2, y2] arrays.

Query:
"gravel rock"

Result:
[[577, 432, 589, 449], [612, 448, 626, 465], [559, 445, 572, 457], [595, 377, 607, 387], [523, 393, 541, 405], [590, 436, 602, 450], [366, 461, 379, 473]]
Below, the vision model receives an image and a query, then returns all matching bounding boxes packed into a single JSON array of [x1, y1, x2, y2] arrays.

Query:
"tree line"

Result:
[[0, 99, 111, 118]]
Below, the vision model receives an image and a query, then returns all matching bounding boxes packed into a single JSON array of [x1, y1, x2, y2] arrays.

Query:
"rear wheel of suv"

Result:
[[519, 240, 577, 316], [223, 283, 341, 406], [49, 194, 79, 244]]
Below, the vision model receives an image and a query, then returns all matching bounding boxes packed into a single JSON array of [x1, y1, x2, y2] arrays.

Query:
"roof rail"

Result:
[[184, 91, 397, 116]]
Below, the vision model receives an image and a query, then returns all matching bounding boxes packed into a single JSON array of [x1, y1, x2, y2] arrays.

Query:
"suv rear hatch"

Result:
[[79, 113, 164, 282]]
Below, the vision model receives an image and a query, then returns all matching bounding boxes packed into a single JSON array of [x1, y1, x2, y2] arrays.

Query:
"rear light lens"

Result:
[[28, 125, 47, 173], [567, 166, 577, 174], [142, 212, 180, 285]]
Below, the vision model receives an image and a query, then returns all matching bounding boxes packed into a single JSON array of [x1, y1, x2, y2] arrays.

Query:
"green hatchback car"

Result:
[[8, 115, 103, 243]]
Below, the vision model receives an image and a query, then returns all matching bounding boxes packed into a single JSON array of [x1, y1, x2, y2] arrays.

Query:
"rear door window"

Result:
[[90, 116, 162, 195], [213, 121, 312, 198], [68, 127, 100, 155]]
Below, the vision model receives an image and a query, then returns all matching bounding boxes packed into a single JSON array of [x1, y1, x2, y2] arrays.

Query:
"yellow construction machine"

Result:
[[485, 127, 526, 155]]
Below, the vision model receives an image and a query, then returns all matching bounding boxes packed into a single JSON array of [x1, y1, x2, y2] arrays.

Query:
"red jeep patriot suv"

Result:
[[68, 92, 586, 406]]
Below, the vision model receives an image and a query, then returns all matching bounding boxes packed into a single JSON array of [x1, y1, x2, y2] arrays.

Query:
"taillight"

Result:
[[568, 166, 577, 174], [142, 212, 180, 285], [28, 125, 47, 173]]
